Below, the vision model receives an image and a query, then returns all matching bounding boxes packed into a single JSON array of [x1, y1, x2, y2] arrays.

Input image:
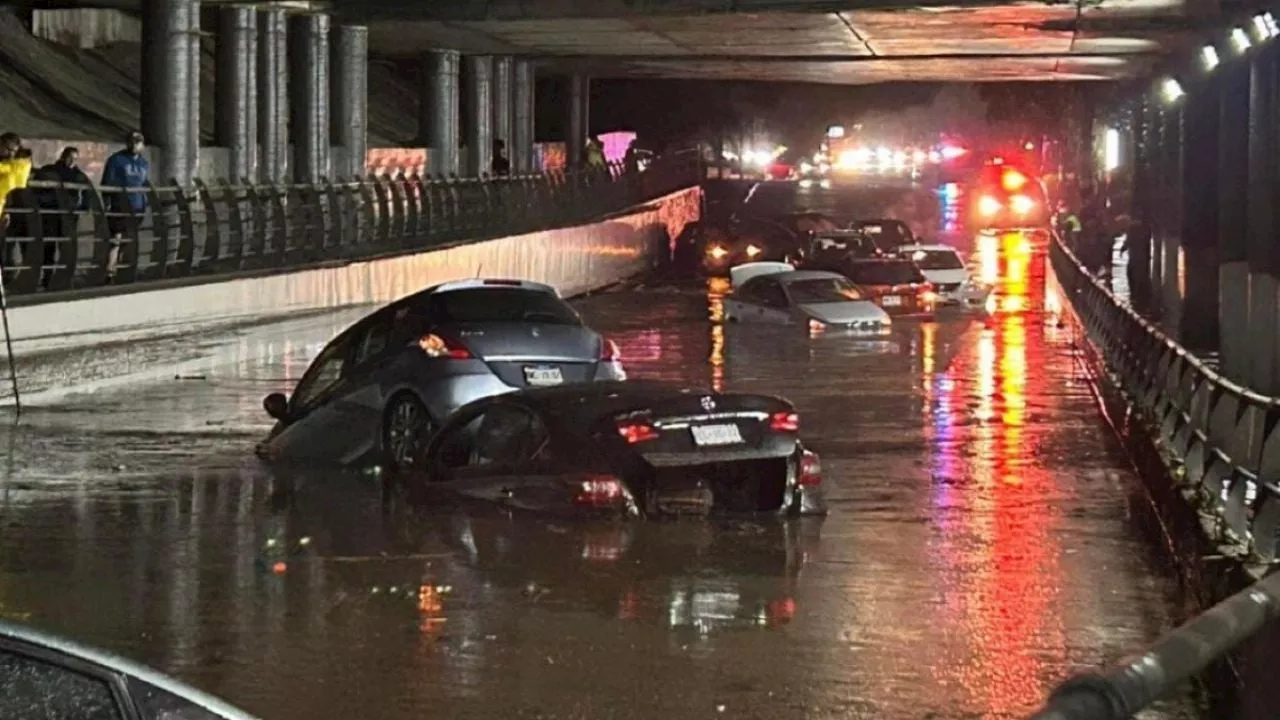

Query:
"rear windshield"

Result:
[[853, 222, 911, 246], [906, 249, 964, 270], [813, 235, 879, 258], [847, 262, 926, 286], [429, 288, 582, 325], [785, 278, 864, 303]]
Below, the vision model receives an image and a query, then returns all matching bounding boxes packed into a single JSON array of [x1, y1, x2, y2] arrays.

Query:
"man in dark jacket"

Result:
[[100, 130, 150, 283], [33, 147, 90, 289], [491, 139, 511, 176]]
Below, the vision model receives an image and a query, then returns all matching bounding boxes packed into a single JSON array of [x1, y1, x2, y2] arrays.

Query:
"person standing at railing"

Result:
[[33, 147, 91, 290], [0, 132, 34, 273], [585, 136, 606, 168], [100, 131, 149, 284], [491, 139, 511, 176]]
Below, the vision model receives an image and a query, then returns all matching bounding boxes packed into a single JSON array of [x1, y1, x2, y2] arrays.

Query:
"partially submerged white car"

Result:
[[722, 262, 892, 335], [896, 244, 991, 308]]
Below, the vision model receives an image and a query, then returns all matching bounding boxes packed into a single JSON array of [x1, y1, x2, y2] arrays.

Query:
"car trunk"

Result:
[[452, 322, 601, 388], [650, 458, 790, 515], [861, 283, 928, 314]]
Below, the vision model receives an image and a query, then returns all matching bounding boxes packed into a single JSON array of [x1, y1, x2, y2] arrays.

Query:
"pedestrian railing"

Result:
[[1050, 234, 1280, 565], [0, 150, 702, 296]]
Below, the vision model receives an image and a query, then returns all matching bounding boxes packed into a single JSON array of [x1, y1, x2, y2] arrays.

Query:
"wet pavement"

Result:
[[0, 180, 1197, 719]]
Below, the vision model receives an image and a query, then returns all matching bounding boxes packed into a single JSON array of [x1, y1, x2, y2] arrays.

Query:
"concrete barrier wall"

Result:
[[2, 186, 701, 402]]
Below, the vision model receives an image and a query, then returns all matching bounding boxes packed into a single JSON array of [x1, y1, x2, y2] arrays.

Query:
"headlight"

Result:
[[1009, 194, 1035, 215], [808, 318, 826, 334], [978, 195, 1002, 217], [708, 245, 728, 259], [746, 244, 762, 257]]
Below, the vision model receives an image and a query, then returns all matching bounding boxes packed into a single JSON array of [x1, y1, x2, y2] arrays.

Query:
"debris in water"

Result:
[[174, 374, 208, 381]]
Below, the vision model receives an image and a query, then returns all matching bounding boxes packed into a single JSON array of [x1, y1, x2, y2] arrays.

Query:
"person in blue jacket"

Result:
[[100, 130, 149, 283]]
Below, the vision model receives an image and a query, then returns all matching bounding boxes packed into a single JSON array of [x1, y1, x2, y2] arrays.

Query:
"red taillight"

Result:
[[600, 338, 621, 362], [616, 420, 659, 444], [770, 411, 800, 432], [573, 474, 626, 507], [416, 333, 472, 359], [798, 450, 822, 487]]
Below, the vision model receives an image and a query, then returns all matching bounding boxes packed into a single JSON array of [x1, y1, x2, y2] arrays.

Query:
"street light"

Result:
[[1231, 27, 1251, 53], [1161, 78, 1184, 104], [1103, 128, 1120, 172], [1201, 44, 1220, 71]]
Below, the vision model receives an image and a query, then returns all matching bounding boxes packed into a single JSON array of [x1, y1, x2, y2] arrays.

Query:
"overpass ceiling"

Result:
[[359, 2, 1204, 83]]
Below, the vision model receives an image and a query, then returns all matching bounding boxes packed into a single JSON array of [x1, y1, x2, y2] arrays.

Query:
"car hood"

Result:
[[798, 301, 890, 324], [921, 269, 969, 286]]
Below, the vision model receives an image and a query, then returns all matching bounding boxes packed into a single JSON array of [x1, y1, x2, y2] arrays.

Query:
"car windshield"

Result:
[[429, 288, 582, 325], [906, 249, 964, 270], [785, 278, 864, 303], [848, 261, 926, 286]]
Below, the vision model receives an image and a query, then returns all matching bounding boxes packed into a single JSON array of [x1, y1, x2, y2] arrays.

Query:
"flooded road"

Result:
[[0, 181, 1195, 719]]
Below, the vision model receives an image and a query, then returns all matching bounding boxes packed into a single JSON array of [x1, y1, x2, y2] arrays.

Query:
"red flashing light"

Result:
[[769, 411, 800, 433], [798, 450, 822, 487], [617, 421, 659, 444], [1001, 169, 1028, 192], [573, 474, 626, 507], [600, 338, 621, 362], [416, 333, 472, 359]]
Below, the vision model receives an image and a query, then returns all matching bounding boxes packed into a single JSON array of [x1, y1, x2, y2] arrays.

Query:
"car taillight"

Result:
[[600, 338, 621, 362], [616, 420, 659, 444], [770, 411, 800, 432], [573, 474, 627, 507], [978, 195, 1001, 217], [416, 333, 472, 359], [1009, 194, 1035, 215], [798, 450, 822, 487]]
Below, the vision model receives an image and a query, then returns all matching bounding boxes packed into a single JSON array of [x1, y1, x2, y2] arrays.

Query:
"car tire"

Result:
[[381, 392, 434, 471]]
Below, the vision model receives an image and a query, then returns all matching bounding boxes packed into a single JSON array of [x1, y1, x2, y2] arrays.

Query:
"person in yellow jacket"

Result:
[[0, 132, 33, 269]]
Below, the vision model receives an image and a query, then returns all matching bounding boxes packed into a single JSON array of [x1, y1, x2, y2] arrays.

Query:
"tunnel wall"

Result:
[[0, 186, 701, 403]]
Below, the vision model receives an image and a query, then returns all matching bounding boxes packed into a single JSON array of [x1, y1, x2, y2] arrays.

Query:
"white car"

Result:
[[722, 262, 892, 335], [896, 244, 991, 308]]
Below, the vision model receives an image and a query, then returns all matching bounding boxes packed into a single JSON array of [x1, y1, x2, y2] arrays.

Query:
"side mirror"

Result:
[[263, 393, 289, 420]]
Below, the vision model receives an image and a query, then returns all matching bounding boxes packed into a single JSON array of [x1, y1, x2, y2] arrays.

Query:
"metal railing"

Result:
[[0, 150, 702, 295], [1049, 235, 1280, 565], [1033, 233, 1280, 718]]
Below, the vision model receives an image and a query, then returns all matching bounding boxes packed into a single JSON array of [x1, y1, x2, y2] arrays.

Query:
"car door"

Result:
[[743, 277, 793, 324], [319, 311, 401, 464], [427, 402, 565, 510], [0, 636, 248, 720], [267, 330, 360, 463]]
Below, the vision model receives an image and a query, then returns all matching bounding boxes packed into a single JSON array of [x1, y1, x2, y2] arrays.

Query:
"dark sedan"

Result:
[[397, 381, 827, 518]]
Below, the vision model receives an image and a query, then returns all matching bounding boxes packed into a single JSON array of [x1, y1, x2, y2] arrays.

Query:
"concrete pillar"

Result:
[[420, 50, 460, 176], [513, 59, 535, 172], [566, 74, 588, 167], [257, 9, 287, 184], [331, 24, 368, 179], [1219, 59, 1252, 384], [1247, 45, 1278, 393], [1160, 107, 1184, 337], [464, 55, 493, 176], [215, 8, 257, 183], [189, 10, 201, 181], [1127, 98, 1154, 311], [288, 14, 330, 182], [1180, 79, 1220, 351], [141, 0, 198, 185], [492, 56, 514, 160], [1148, 112, 1165, 318]]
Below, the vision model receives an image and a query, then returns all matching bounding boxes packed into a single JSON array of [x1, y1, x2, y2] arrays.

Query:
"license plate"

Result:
[[690, 423, 743, 446], [523, 366, 564, 386], [881, 295, 902, 307]]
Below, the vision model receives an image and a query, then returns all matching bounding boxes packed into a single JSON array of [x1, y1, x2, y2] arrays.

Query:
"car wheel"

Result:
[[382, 392, 433, 471]]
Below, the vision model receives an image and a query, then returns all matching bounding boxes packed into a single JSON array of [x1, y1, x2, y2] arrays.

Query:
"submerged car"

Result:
[[896, 243, 991, 307], [697, 218, 807, 275], [258, 279, 625, 470], [840, 258, 938, 317], [722, 261, 891, 335], [399, 380, 827, 518], [970, 162, 1050, 232], [1, 620, 259, 720], [848, 218, 917, 251]]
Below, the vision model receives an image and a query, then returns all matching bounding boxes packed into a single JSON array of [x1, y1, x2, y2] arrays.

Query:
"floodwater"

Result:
[[0, 180, 1196, 719]]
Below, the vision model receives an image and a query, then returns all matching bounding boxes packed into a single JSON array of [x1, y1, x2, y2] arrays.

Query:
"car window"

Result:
[[427, 288, 581, 325], [352, 317, 393, 367], [906, 249, 964, 270], [848, 261, 927, 286], [472, 405, 551, 466], [128, 676, 228, 720], [784, 278, 863, 303], [290, 338, 351, 412], [0, 648, 123, 720]]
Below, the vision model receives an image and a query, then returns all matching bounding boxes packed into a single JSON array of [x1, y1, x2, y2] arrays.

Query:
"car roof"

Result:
[[898, 244, 958, 253], [0, 621, 262, 720], [776, 270, 849, 283]]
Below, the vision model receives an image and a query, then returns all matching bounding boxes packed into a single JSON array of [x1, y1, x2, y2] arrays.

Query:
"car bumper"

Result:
[[421, 361, 626, 422], [793, 486, 828, 515], [936, 287, 991, 307]]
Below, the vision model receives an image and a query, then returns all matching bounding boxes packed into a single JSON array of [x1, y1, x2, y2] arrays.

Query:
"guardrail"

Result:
[[1049, 235, 1280, 565], [0, 150, 702, 296]]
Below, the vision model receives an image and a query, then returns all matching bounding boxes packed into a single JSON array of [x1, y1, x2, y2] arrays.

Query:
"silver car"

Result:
[[1, 620, 260, 719], [258, 279, 626, 469]]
